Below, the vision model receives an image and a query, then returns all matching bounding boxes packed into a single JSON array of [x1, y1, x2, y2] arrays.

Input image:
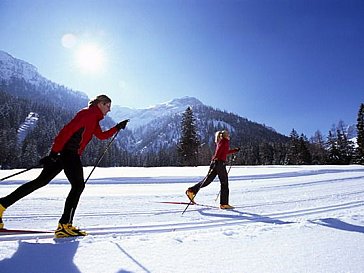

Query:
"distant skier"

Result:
[[185, 130, 239, 209], [0, 94, 129, 238]]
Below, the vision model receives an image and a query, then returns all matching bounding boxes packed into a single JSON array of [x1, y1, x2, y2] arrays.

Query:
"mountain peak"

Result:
[[146, 96, 203, 110], [0, 50, 40, 83], [110, 96, 204, 130], [0, 50, 89, 111], [167, 96, 203, 107]]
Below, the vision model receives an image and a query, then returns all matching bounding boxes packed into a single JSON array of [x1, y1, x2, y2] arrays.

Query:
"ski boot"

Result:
[[0, 204, 5, 229], [220, 204, 235, 210], [55, 223, 87, 238], [185, 189, 196, 204]]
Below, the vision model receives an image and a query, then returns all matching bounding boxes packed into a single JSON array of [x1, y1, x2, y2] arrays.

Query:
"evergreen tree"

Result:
[[285, 130, 312, 165], [259, 142, 274, 165], [309, 130, 327, 164], [298, 134, 312, 164], [272, 142, 287, 165], [336, 129, 354, 164], [20, 137, 39, 167], [178, 107, 201, 166], [285, 129, 300, 165], [326, 130, 341, 164], [326, 121, 355, 165], [356, 103, 364, 164]]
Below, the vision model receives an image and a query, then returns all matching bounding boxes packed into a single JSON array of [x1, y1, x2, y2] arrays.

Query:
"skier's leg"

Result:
[[189, 168, 217, 193], [58, 152, 85, 224], [216, 162, 229, 205], [0, 161, 62, 228], [0, 161, 63, 208]]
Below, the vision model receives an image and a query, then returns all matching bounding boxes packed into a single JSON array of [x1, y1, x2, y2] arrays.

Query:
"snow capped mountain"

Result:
[[0, 50, 41, 84], [0, 50, 88, 106], [110, 96, 203, 130], [110, 95, 288, 157]]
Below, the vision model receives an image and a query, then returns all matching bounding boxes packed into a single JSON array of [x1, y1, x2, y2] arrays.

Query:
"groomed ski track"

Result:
[[0, 165, 364, 243], [1, 199, 364, 242]]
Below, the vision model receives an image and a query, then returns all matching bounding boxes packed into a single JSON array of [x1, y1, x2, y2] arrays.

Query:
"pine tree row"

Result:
[[1, 86, 363, 168], [177, 104, 364, 166]]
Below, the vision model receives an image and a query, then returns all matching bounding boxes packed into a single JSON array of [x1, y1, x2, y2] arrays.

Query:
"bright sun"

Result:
[[74, 43, 106, 74]]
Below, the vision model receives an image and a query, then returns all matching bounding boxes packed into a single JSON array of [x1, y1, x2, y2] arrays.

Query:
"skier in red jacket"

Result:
[[0, 94, 128, 237], [186, 130, 239, 209]]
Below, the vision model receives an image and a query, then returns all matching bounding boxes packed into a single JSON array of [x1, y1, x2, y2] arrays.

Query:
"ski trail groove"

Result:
[[1, 199, 363, 242]]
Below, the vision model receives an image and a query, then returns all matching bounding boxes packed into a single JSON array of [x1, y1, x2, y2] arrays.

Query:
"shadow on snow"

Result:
[[0, 240, 82, 273], [311, 218, 364, 234], [197, 208, 294, 225], [0, 240, 135, 273]]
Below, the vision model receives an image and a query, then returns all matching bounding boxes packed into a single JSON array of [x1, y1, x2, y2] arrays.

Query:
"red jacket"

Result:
[[51, 105, 117, 155], [212, 138, 236, 162]]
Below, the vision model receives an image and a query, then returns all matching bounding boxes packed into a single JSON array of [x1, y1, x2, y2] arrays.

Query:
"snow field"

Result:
[[0, 165, 364, 273]]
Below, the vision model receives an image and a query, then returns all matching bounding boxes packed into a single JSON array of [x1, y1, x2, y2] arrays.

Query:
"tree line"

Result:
[[178, 104, 364, 166], [1, 85, 363, 168]]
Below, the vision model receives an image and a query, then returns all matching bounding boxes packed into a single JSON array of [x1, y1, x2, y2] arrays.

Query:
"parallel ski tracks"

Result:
[[2, 172, 363, 242], [5, 186, 364, 221], [1, 199, 364, 242], [3, 186, 364, 228]]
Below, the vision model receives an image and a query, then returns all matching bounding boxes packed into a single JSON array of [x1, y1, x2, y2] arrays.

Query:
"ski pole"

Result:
[[214, 154, 236, 202], [84, 128, 122, 184], [182, 167, 214, 215], [1, 164, 41, 181]]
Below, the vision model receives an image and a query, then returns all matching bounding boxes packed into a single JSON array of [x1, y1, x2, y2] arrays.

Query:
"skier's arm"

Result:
[[93, 124, 118, 140], [94, 119, 129, 140]]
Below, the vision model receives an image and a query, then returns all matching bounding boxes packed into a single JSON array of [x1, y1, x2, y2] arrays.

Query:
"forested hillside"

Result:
[[1, 48, 361, 168]]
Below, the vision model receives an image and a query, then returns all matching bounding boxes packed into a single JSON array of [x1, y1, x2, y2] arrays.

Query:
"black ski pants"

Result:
[[0, 151, 85, 224], [189, 160, 229, 205]]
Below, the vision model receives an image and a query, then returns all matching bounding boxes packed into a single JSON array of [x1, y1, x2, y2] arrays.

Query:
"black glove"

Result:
[[39, 151, 60, 165], [115, 119, 129, 131]]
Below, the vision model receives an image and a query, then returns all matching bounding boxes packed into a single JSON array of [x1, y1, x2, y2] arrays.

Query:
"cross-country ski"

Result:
[[0, 228, 52, 235]]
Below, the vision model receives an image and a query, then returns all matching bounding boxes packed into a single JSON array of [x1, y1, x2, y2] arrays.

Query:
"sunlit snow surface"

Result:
[[0, 165, 364, 273]]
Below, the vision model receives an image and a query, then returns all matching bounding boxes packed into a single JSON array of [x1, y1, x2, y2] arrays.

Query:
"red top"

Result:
[[51, 105, 117, 155], [212, 138, 236, 161]]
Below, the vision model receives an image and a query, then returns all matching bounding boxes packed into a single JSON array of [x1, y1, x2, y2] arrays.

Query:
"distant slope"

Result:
[[111, 96, 289, 154], [0, 50, 88, 111]]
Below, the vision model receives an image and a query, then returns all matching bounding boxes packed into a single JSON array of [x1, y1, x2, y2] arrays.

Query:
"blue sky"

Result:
[[1, 0, 363, 137]]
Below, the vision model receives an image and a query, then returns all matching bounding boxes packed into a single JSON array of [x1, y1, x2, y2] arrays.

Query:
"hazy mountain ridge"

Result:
[[0, 50, 88, 111], [1, 49, 290, 167], [1, 49, 287, 147], [110, 97, 204, 130], [114, 99, 288, 155], [0, 50, 40, 84]]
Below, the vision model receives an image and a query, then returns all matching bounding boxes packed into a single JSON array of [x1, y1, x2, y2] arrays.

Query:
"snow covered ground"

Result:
[[0, 165, 364, 273]]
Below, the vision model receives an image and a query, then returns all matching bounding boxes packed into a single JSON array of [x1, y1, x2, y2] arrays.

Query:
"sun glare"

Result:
[[61, 33, 77, 48], [74, 43, 106, 74]]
